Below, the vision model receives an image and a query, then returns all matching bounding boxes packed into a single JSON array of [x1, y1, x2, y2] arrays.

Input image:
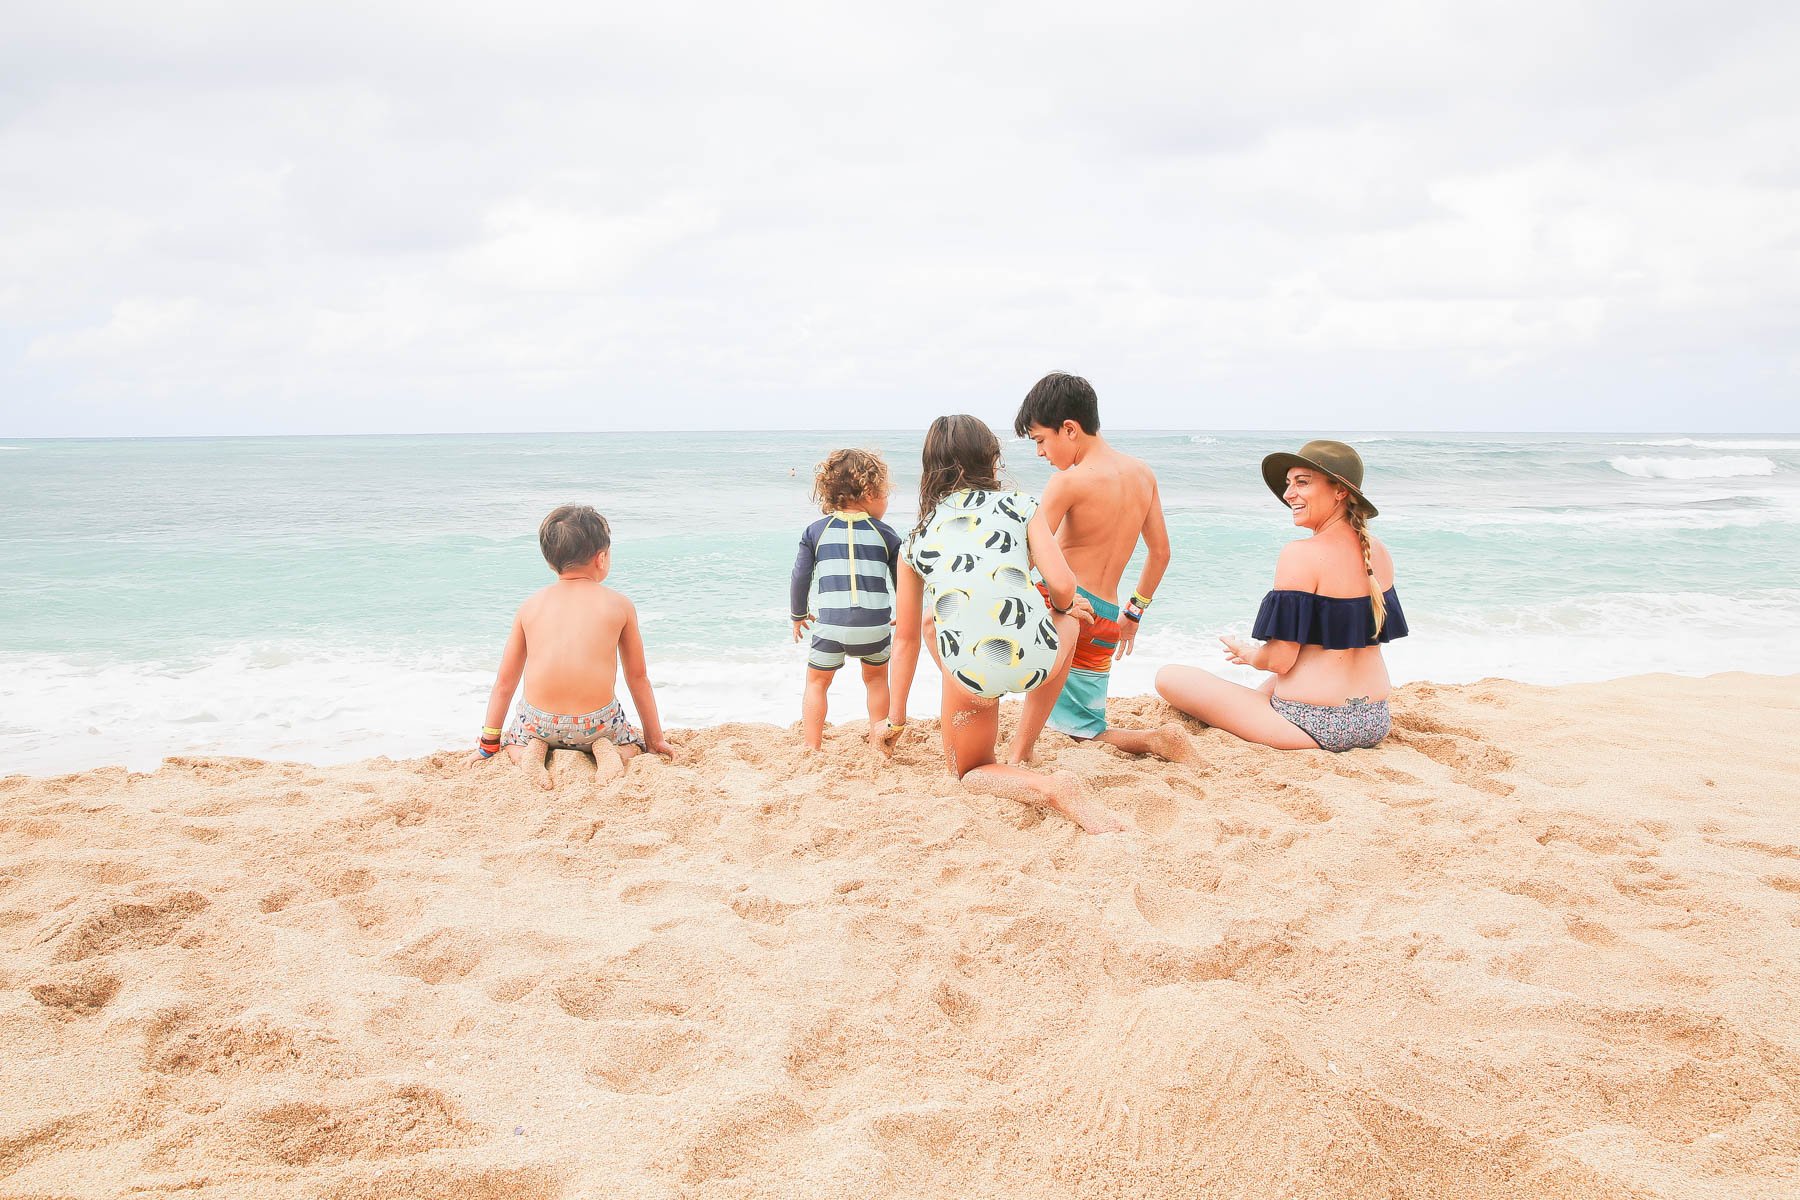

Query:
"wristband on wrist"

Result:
[[476, 744, 497, 758], [1123, 608, 1142, 623], [481, 726, 503, 736], [1130, 591, 1154, 609], [1050, 595, 1074, 615]]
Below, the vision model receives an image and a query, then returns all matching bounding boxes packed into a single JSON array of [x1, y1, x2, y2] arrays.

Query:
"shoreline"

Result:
[[4, 673, 1799, 1197], [9, 669, 1800, 783]]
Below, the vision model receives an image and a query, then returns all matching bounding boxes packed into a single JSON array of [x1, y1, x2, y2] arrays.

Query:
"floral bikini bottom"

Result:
[[1270, 695, 1392, 753], [504, 698, 645, 752]]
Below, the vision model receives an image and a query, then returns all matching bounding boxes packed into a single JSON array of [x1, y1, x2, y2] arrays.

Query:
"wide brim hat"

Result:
[[1261, 439, 1378, 519]]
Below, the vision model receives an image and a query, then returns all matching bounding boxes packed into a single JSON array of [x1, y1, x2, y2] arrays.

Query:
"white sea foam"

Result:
[[1623, 438, 1800, 450], [1608, 455, 1777, 480], [8, 588, 1800, 776], [1187, 435, 1219, 445]]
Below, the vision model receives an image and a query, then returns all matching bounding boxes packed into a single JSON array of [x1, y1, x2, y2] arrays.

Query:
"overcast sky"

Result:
[[2, 1, 1797, 436]]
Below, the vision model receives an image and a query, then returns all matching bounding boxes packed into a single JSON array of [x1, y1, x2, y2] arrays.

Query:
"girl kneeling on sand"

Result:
[[1156, 439, 1408, 752], [877, 415, 1128, 833]]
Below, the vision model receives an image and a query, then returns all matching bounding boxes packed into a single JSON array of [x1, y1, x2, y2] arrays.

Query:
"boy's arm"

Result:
[[789, 526, 817, 638], [1036, 470, 1075, 535], [466, 614, 526, 766], [877, 562, 925, 756], [1118, 480, 1172, 658], [618, 599, 678, 760]]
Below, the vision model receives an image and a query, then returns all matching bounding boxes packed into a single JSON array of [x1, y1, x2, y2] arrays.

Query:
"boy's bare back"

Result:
[[1043, 445, 1163, 603], [517, 580, 634, 714]]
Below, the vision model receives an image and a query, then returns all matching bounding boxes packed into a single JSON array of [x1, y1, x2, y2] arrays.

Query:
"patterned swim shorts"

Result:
[[504, 698, 646, 752], [1270, 695, 1391, 753]]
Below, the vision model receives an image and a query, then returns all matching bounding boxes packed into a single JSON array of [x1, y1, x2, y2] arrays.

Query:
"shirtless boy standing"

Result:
[[1006, 373, 1193, 764], [465, 504, 678, 789]]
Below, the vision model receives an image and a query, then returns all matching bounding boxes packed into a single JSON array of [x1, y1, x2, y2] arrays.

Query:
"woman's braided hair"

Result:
[[1344, 498, 1387, 638], [912, 415, 1004, 541], [813, 448, 889, 514]]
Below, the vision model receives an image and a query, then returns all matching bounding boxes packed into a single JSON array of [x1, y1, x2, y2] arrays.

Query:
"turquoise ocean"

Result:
[[3, 431, 1797, 775]]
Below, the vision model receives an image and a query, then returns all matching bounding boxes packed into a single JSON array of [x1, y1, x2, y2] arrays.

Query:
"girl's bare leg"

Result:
[[942, 675, 1128, 834], [1154, 665, 1318, 750], [1004, 609, 1081, 765]]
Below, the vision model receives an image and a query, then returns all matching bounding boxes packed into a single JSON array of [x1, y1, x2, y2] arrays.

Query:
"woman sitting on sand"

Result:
[[878, 415, 1128, 833], [1156, 440, 1407, 752]]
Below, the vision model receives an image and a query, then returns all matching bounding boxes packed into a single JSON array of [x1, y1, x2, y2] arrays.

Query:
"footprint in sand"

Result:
[[29, 965, 122, 1017], [47, 890, 210, 964]]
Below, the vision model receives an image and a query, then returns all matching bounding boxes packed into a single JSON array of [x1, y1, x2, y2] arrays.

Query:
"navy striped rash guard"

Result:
[[790, 512, 902, 669]]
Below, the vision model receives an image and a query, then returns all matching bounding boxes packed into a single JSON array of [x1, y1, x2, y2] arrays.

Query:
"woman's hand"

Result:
[[1220, 636, 1258, 668]]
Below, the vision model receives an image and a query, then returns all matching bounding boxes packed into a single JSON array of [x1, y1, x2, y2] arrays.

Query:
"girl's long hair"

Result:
[[912, 415, 1003, 540]]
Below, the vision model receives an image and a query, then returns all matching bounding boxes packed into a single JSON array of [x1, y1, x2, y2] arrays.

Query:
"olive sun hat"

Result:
[[1260, 439, 1378, 519]]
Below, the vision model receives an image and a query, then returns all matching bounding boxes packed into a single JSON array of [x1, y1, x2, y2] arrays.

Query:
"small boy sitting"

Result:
[[466, 504, 678, 788], [790, 449, 902, 750]]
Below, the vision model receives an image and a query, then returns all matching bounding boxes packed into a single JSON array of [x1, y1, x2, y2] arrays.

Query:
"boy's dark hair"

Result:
[[1014, 371, 1100, 437], [539, 504, 611, 572]]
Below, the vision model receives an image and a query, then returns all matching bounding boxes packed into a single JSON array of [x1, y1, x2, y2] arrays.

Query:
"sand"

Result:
[[3, 673, 1798, 1199]]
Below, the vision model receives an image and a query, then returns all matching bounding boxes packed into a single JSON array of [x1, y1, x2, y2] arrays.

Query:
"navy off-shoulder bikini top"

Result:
[[1252, 587, 1409, 649]]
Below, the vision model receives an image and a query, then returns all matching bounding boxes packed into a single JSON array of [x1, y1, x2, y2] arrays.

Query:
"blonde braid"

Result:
[[1348, 503, 1386, 639]]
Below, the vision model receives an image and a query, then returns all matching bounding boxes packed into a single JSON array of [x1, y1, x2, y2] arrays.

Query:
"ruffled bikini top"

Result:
[[1251, 587, 1409, 649]]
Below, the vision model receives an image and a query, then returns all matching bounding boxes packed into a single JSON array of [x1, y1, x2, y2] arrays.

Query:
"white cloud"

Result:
[[1, 0, 1797, 435]]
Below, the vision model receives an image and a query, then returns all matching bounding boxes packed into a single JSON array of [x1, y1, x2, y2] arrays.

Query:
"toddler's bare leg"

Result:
[[590, 741, 627, 784], [861, 660, 890, 746], [1094, 723, 1196, 763], [801, 667, 833, 751], [520, 738, 554, 790]]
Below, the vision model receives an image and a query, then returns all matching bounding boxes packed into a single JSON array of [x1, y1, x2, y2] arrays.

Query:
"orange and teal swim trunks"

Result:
[[1036, 584, 1120, 738]]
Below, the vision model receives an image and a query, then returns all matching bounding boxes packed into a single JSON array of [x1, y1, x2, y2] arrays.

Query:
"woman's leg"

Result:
[[942, 674, 1128, 833], [1154, 665, 1319, 751]]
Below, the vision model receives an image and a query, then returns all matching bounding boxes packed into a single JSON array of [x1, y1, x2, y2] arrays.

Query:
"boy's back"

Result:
[[518, 580, 632, 714], [1044, 446, 1160, 603]]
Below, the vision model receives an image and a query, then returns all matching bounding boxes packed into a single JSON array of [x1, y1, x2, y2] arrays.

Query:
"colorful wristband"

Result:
[[1130, 591, 1154, 609], [1123, 610, 1142, 623], [481, 725, 503, 736], [476, 744, 497, 758]]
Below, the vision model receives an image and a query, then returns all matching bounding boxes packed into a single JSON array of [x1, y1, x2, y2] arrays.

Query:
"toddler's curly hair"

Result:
[[812, 448, 889, 513]]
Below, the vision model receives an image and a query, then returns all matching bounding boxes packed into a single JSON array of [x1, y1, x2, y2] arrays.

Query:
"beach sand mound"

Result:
[[3, 674, 1798, 1198]]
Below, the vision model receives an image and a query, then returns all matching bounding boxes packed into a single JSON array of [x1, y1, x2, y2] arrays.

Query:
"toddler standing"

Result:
[[789, 450, 901, 750]]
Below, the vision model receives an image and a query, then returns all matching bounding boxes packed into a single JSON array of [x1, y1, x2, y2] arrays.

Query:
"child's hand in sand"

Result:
[[462, 749, 496, 770], [875, 720, 905, 758], [790, 616, 813, 643], [1220, 635, 1257, 667], [645, 736, 682, 763]]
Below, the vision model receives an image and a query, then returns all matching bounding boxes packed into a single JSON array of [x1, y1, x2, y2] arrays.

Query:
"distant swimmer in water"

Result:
[[465, 505, 680, 788], [1156, 440, 1408, 752], [877, 415, 1127, 833]]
